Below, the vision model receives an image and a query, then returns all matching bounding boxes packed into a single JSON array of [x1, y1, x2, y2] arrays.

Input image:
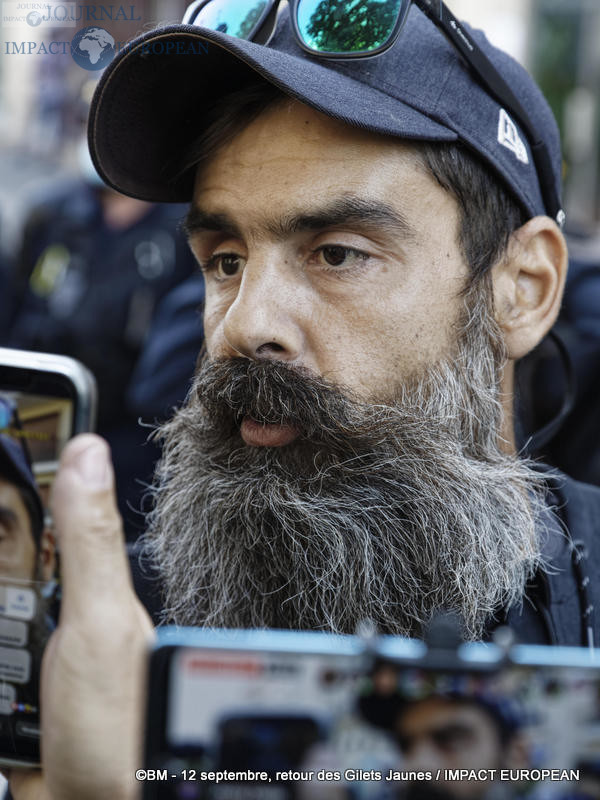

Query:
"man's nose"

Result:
[[221, 257, 307, 362]]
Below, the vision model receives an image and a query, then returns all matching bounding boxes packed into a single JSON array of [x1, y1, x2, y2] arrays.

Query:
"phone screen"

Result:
[[1, 389, 74, 505], [145, 643, 600, 800], [0, 349, 96, 766]]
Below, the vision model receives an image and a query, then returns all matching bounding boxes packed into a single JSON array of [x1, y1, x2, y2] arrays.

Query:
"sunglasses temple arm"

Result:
[[417, 0, 563, 222], [182, 0, 209, 25], [253, 0, 280, 45]]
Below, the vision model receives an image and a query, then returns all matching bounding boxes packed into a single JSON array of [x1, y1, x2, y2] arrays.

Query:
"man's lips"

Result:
[[240, 416, 300, 447]]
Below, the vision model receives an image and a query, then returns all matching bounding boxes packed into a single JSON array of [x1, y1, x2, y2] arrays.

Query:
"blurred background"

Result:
[[0, 0, 191, 253], [0, 0, 599, 535], [0, 0, 202, 538], [454, 0, 600, 240]]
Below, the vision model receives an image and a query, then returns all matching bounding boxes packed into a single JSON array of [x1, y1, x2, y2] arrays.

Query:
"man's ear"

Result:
[[39, 528, 57, 583], [491, 216, 568, 360]]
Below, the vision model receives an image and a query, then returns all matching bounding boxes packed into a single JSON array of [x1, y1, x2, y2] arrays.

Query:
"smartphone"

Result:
[[0, 347, 97, 767], [142, 629, 600, 800]]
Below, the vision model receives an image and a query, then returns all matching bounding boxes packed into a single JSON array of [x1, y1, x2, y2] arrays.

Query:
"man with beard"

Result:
[[128, 93, 595, 644], [5, 3, 600, 800]]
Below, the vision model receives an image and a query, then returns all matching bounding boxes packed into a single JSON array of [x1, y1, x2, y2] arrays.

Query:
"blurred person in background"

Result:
[[0, 432, 55, 584], [2, 140, 200, 539], [394, 693, 529, 800], [126, 272, 205, 423], [0, 429, 56, 790]]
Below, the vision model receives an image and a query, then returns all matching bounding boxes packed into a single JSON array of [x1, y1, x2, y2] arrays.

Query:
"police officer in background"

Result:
[[3, 146, 199, 538]]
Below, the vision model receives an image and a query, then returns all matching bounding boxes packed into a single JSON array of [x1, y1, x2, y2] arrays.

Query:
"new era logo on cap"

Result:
[[497, 109, 529, 165]]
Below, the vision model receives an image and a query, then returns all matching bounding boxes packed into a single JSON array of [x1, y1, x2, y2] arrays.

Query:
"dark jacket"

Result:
[[499, 466, 600, 647]]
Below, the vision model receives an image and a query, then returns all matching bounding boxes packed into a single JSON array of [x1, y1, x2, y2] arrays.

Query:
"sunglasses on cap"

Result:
[[182, 0, 564, 226]]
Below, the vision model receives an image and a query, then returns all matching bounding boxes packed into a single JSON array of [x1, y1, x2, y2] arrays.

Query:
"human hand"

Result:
[[9, 435, 155, 800]]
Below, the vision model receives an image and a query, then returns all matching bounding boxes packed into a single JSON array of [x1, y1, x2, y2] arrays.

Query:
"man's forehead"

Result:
[[195, 97, 425, 169], [188, 101, 454, 242]]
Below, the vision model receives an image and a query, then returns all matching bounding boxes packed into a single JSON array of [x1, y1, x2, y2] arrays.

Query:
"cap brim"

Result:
[[89, 23, 457, 203]]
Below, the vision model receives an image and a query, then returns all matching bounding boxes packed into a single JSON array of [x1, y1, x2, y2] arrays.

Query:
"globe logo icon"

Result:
[[26, 10, 43, 26], [71, 26, 115, 71]]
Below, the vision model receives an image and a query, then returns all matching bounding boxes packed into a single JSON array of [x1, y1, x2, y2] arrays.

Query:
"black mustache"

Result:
[[192, 357, 355, 437]]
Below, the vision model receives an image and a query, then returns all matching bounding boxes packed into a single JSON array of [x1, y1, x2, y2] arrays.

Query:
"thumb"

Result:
[[4, 769, 52, 800], [51, 434, 133, 625], [43, 435, 152, 800]]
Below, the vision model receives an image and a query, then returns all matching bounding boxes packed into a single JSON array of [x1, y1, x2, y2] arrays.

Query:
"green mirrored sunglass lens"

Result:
[[195, 0, 269, 38], [296, 0, 403, 53]]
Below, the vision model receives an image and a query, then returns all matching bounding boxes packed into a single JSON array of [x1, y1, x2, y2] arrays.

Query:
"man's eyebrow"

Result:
[[182, 197, 417, 242], [0, 507, 17, 528], [277, 197, 417, 241], [181, 208, 242, 240]]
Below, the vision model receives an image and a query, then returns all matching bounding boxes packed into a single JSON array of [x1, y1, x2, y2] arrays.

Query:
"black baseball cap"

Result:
[[88, 4, 562, 222]]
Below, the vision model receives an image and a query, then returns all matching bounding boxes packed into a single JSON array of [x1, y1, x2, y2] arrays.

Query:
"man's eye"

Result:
[[314, 245, 369, 270], [205, 253, 245, 279]]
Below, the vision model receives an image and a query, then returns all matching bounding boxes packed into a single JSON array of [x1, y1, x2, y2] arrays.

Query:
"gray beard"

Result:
[[141, 282, 546, 640]]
